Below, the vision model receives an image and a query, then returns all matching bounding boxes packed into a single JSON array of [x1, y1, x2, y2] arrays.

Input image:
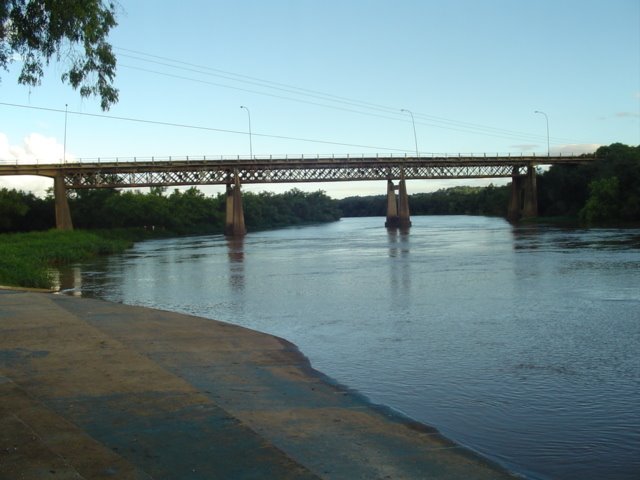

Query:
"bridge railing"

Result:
[[0, 151, 586, 166]]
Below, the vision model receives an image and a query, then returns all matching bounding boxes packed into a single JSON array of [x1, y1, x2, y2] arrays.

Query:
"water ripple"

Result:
[[59, 216, 640, 480]]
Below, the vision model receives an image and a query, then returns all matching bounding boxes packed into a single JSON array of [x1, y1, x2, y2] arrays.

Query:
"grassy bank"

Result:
[[0, 230, 138, 289]]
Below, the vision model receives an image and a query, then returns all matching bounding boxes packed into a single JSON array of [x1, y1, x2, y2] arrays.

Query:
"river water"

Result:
[[57, 216, 640, 479]]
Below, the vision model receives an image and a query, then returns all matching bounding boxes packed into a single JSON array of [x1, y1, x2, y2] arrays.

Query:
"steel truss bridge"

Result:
[[0, 153, 592, 234], [0, 153, 589, 189]]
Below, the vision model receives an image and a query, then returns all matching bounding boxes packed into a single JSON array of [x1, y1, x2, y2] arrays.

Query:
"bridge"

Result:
[[0, 153, 591, 235]]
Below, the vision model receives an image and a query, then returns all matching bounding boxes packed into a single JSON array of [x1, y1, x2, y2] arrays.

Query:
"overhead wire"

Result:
[[0, 101, 410, 153], [119, 61, 548, 144], [118, 63, 410, 125], [116, 47, 405, 115], [115, 46, 583, 145], [2, 47, 588, 155], [121, 62, 546, 145]]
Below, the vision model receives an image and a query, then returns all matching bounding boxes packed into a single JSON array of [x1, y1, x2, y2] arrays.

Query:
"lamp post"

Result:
[[400, 108, 419, 157], [63, 104, 68, 163], [240, 105, 253, 159], [534, 110, 549, 156]]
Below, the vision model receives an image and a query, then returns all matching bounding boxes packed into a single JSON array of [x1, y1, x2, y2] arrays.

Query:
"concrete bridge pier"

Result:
[[225, 171, 246, 236], [385, 176, 411, 229], [398, 177, 412, 229], [54, 174, 73, 230], [508, 165, 538, 221], [385, 180, 400, 228]]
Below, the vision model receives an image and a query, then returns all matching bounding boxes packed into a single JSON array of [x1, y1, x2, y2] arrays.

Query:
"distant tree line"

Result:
[[0, 187, 340, 234], [338, 184, 510, 218], [0, 189, 54, 232]]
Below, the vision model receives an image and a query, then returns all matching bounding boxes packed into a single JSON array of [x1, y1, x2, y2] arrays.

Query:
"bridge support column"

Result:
[[225, 171, 246, 236], [508, 165, 538, 221], [54, 174, 73, 230], [385, 180, 399, 228], [398, 177, 412, 229], [385, 176, 411, 229]]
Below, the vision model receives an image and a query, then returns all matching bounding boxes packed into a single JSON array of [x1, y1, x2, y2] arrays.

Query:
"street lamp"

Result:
[[534, 110, 549, 156], [400, 108, 419, 157], [240, 105, 253, 158], [63, 104, 68, 163]]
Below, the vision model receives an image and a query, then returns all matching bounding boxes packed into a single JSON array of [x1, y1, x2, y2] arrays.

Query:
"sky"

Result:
[[1, 0, 639, 198]]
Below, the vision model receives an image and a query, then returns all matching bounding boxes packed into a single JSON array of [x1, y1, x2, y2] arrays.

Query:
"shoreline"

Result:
[[0, 288, 517, 479]]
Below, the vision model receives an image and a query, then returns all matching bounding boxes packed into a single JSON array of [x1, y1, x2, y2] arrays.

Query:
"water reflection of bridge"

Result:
[[0, 153, 591, 235]]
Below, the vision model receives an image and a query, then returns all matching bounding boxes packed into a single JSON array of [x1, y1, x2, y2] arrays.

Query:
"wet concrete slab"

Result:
[[0, 290, 516, 479]]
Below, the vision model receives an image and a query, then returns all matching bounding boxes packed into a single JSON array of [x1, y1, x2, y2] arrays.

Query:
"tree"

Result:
[[537, 164, 593, 216], [0, 188, 53, 232], [579, 177, 621, 224], [0, 187, 28, 232], [538, 143, 639, 223], [0, 0, 119, 110], [69, 188, 119, 228]]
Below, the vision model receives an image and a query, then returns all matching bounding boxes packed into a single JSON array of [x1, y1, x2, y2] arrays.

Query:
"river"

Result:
[[56, 216, 640, 480]]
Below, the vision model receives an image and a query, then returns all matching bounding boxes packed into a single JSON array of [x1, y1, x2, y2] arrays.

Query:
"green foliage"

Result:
[[69, 188, 118, 229], [338, 185, 510, 218], [537, 164, 592, 216], [0, 188, 28, 231], [0, 187, 54, 232], [579, 177, 621, 224], [0, 0, 119, 110], [166, 188, 223, 233], [67, 187, 224, 234], [338, 195, 386, 217], [244, 189, 340, 229], [539, 143, 640, 224], [0, 229, 133, 289], [410, 185, 510, 216], [0, 186, 340, 235]]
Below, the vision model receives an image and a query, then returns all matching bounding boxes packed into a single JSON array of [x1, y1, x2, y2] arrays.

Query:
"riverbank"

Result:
[[0, 289, 516, 479]]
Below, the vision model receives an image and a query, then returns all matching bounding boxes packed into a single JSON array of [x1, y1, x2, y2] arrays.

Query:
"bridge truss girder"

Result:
[[0, 155, 590, 233], [61, 162, 530, 189]]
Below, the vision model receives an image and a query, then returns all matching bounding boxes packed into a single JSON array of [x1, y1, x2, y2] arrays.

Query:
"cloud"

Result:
[[600, 109, 640, 120], [0, 132, 70, 196], [510, 144, 539, 152], [551, 144, 600, 155], [510, 144, 600, 155], [615, 111, 640, 118], [1, 132, 67, 163]]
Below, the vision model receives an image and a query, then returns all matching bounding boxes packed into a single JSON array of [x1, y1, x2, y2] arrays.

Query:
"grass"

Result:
[[0, 230, 137, 289]]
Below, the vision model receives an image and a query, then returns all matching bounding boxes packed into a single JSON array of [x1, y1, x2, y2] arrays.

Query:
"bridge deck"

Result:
[[0, 154, 591, 188]]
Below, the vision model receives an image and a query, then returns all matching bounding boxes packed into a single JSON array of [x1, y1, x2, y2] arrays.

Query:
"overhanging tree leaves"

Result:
[[0, 0, 119, 110]]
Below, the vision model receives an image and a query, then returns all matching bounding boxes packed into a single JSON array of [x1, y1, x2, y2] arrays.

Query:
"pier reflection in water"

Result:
[[52, 266, 82, 296], [56, 217, 640, 480], [227, 236, 245, 291]]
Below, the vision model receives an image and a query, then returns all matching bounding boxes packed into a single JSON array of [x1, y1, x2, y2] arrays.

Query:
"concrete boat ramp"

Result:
[[0, 290, 516, 479]]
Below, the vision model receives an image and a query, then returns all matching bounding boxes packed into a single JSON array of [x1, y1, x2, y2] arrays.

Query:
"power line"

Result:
[[116, 47, 404, 115], [118, 51, 542, 140], [115, 46, 585, 145], [119, 62, 548, 144], [119, 63, 409, 125], [0, 101, 410, 153]]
